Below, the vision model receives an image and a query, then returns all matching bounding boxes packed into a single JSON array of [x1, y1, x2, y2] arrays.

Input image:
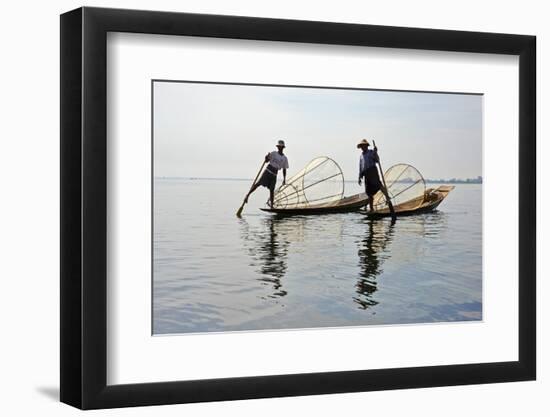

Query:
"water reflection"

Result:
[[239, 214, 345, 300], [353, 212, 449, 309], [405, 211, 447, 238], [355, 219, 395, 309], [154, 180, 481, 334], [240, 211, 448, 309], [239, 216, 296, 299]]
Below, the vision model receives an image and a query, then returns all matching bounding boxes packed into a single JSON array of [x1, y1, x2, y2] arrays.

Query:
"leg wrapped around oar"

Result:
[[364, 166, 382, 211]]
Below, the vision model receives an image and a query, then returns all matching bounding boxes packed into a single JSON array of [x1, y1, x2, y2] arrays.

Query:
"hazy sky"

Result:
[[153, 81, 482, 180]]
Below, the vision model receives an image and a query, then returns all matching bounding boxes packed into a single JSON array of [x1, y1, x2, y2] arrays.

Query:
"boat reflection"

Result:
[[354, 218, 395, 309]]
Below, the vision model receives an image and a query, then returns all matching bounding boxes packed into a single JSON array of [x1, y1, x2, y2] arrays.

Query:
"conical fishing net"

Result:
[[273, 157, 345, 209], [373, 164, 426, 211]]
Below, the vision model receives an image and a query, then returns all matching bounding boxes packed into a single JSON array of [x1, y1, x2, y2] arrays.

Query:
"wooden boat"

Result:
[[259, 158, 454, 218], [260, 192, 369, 215], [364, 185, 455, 219], [261, 156, 370, 215]]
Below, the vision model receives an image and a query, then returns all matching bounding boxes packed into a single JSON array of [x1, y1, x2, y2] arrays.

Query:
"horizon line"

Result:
[[153, 176, 483, 183]]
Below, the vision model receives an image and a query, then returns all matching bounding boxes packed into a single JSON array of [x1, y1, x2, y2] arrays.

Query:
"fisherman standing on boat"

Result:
[[357, 139, 384, 212], [244, 140, 289, 208]]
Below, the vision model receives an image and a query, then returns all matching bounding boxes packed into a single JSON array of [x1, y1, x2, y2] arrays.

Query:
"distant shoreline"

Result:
[[154, 176, 483, 184]]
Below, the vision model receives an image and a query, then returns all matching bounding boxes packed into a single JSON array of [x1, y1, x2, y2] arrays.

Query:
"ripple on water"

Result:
[[153, 180, 482, 334]]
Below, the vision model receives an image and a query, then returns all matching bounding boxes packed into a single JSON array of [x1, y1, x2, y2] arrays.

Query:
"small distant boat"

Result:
[[260, 157, 454, 218], [363, 185, 455, 219]]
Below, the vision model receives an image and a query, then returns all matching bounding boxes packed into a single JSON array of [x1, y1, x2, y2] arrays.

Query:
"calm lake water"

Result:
[[153, 179, 482, 334]]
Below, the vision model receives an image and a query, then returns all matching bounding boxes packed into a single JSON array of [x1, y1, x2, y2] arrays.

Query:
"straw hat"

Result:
[[356, 139, 370, 148], [276, 140, 286, 148]]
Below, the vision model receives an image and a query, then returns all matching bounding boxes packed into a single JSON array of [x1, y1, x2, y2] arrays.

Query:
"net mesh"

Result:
[[273, 157, 345, 209], [373, 164, 426, 211]]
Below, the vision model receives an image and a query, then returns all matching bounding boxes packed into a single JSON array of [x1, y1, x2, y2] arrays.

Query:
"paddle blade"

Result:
[[387, 200, 397, 222], [236, 204, 244, 217]]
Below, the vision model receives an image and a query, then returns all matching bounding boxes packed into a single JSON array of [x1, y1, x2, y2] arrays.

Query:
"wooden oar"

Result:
[[373, 140, 397, 222], [236, 160, 267, 217]]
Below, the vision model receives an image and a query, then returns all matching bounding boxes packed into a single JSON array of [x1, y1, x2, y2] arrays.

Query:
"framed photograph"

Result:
[[60, 7, 536, 409]]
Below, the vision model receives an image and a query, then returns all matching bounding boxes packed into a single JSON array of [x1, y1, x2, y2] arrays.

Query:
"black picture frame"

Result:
[[60, 6, 536, 410]]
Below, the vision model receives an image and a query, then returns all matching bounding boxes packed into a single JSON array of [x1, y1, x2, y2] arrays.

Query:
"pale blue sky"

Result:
[[153, 81, 482, 180]]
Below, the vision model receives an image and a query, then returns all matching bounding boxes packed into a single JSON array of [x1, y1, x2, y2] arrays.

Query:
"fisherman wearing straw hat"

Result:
[[244, 140, 289, 208], [357, 139, 382, 212]]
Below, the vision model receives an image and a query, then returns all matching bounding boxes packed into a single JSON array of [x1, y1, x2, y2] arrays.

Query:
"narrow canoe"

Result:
[[260, 192, 369, 215], [363, 185, 455, 219], [260, 185, 455, 217]]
